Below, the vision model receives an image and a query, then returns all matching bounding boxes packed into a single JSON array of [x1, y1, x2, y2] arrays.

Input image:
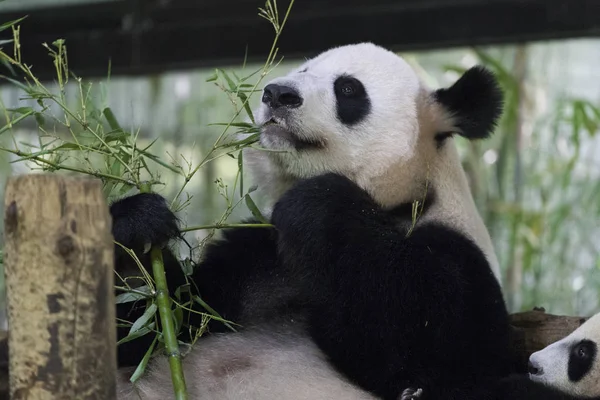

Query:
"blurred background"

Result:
[[0, 0, 599, 327]]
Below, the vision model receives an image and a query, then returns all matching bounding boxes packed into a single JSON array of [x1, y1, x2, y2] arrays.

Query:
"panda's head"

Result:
[[528, 312, 600, 398], [244, 42, 503, 276]]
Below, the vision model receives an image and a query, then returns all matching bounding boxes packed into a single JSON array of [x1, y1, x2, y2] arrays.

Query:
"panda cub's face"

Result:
[[255, 42, 424, 181], [529, 312, 600, 398]]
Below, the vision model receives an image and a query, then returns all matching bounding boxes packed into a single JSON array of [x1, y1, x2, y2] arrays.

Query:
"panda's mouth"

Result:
[[260, 118, 324, 150], [263, 118, 278, 127]]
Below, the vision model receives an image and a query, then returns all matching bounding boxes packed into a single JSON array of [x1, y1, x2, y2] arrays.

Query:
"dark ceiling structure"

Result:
[[0, 0, 599, 80]]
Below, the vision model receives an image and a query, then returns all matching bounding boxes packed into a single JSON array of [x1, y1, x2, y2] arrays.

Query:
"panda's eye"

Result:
[[573, 342, 593, 359], [334, 76, 364, 99], [341, 83, 356, 96]]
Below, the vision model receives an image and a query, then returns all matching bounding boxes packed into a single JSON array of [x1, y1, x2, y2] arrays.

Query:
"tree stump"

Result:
[[3, 174, 116, 399]]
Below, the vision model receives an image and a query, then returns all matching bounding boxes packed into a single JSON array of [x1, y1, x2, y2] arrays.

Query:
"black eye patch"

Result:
[[568, 339, 597, 382], [333, 75, 370, 125]]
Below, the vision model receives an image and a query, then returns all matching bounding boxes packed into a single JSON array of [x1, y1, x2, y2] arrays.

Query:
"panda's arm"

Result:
[[271, 173, 510, 399], [110, 193, 181, 256], [109, 193, 188, 367], [110, 193, 282, 367]]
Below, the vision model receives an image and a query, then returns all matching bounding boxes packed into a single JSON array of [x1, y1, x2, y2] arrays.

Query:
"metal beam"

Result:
[[0, 0, 599, 80]]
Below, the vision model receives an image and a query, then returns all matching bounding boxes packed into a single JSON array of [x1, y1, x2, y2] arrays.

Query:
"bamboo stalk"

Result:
[[138, 182, 188, 399], [150, 247, 188, 400]]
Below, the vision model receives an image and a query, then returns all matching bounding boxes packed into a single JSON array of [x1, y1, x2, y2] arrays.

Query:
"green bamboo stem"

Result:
[[139, 182, 188, 399], [150, 247, 188, 400], [181, 222, 272, 232]]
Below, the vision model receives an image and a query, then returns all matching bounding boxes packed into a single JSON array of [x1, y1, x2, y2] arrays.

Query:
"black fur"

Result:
[[111, 174, 591, 400], [110, 192, 180, 254], [568, 340, 597, 382], [434, 66, 504, 140], [334, 75, 371, 125]]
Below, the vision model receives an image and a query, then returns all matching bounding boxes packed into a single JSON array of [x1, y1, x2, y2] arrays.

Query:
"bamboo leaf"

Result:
[[206, 71, 218, 82], [0, 75, 32, 93], [0, 16, 28, 33], [245, 194, 269, 223], [236, 89, 255, 124], [218, 68, 238, 91], [104, 130, 129, 143], [225, 133, 260, 148], [34, 112, 45, 128], [173, 306, 184, 332], [238, 150, 244, 197], [208, 122, 255, 128], [103, 107, 122, 131], [6, 106, 33, 115], [117, 322, 156, 345], [128, 303, 157, 335], [129, 335, 158, 383], [115, 286, 152, 304]]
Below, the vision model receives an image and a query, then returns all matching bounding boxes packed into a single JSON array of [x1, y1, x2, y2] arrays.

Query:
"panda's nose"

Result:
[[262, 84, 303, 109], [528, 359, 543, 376]]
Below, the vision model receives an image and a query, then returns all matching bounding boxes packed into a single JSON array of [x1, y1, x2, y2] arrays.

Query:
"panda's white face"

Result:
[[244, 42, 503, 278], [529, 312, 600, 398], [254, 42, 425, 185]]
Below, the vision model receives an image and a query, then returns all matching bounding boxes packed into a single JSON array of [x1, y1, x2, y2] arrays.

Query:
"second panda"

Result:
[[112, 43, 588, 400]]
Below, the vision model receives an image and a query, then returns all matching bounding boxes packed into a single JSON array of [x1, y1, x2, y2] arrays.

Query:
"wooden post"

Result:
[[3, 174, 116, 399]]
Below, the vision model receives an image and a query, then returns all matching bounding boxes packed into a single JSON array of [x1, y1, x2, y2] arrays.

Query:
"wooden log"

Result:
[[509, 308, 588, 372], [3, 174, 116, 399]]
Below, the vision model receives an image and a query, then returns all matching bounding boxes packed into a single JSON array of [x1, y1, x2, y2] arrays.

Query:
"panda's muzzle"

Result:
[[260, 116, 324, 151], [528, 359, 543, 376], [262, 84, 303, 109]]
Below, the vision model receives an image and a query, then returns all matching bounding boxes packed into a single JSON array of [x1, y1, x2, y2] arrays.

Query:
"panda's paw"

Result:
[[272, 173, 356, 232], [110, 193, 180, 251], [273, 173, 370, 222], [399, 387, 423, 400]]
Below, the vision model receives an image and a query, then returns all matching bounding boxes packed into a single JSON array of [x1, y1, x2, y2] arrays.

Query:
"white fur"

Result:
[[119, 42, 501, 399], [529, 312, 600, 398], [117, 327, 378, 400]]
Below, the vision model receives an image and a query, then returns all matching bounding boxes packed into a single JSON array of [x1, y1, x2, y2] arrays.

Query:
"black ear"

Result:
[[433, 66, 504, 140]]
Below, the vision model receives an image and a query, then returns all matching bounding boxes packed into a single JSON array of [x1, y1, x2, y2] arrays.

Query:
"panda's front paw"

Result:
[[399, 387, 423, 400], [110, 193, 180, 252], [272, 173, 368, 224]]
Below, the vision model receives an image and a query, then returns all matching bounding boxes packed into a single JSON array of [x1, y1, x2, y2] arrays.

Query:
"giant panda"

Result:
[[111, 43, 587, 400], [527, 311, 600, 399]]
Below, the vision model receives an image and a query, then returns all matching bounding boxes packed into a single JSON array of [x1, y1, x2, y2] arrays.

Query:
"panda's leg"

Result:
[[271, 173, 512, 400]]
